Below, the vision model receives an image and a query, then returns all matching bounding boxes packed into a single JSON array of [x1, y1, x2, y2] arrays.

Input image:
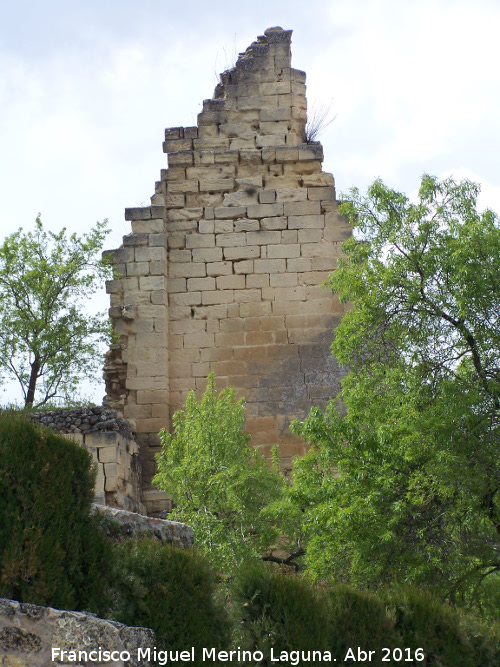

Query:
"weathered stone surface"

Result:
[[94, 505, 194, 548], [0, 598, 156, 666], [103, 26, 351, 511], [27, 412, 145, 514]]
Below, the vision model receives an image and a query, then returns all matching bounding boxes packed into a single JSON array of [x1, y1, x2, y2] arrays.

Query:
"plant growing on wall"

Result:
[[0, 216, 112, 407], [154, 374, 284, 572], [284, 175, 500, 609]]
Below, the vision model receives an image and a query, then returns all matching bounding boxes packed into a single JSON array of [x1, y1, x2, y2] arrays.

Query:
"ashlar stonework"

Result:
[[103, 27, 351, 514]]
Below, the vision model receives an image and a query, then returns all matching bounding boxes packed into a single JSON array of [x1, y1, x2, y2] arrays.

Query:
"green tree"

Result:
[[0, 216, 111, 407], [286, 175, 500, 607], [154, 374, 284, 571]]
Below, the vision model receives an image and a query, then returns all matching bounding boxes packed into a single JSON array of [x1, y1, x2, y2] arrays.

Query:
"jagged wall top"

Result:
[[214, 27, 294, 96], [162, 27, 308, 154]]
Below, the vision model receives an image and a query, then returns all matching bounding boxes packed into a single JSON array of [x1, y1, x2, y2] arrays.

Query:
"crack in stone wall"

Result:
[[103, 27, 351, 514]]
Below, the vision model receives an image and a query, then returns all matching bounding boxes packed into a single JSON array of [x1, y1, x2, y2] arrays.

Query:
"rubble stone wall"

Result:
[[30, 409, 145, 514], [103, 27, 351, 513]]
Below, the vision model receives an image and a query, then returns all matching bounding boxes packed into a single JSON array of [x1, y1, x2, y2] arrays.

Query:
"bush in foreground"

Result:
[[231, 563, 500, 666], [0, 411, 112, 612], [111, 538, 229, 660]]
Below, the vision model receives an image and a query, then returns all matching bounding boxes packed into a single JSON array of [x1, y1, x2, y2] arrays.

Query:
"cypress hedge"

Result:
[[0, 411, 112, 613]]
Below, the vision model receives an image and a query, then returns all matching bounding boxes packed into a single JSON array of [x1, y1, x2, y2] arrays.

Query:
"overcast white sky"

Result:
[[1, 0, 499, 404]]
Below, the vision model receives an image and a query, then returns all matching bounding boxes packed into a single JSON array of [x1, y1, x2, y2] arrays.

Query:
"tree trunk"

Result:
[[25, 358, 40, 407]]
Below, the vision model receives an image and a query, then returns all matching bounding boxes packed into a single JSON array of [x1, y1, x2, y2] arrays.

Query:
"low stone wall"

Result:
[[30, 406, 133, 437], [95, 504, 194, 548], [30, 409, 145, 515], [0, 598, 156, 666]]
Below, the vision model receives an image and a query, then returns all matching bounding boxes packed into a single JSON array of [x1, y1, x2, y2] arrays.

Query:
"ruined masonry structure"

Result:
[[104, 27, 351, 514]]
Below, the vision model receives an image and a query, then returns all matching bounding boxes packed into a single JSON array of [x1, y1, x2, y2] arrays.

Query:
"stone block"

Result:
[[275, 147, 300, 162], [260, 107, 292, 121], [201, 290, 234, 305], [192, 247, 223, 262], [234, 260, 254, 274], [288, 214, 325, 229], [284, 201, 321, 216], [216, 232, 246, 247], [169, 249, 191, 263], [137, 389, 169, 405], [235, 288, 262, 303], [167, 278, 187, 292], [168, 207, 203, 221], [239, 149, 263, 164], [131, 219, 164, 234], [301, 241, 335, 257], [125, 206, 151, 221], [254, 258, 286, 274], [168, 180, 199, 194], [199, 178, 235, 192], [139, 275, 166, 291], [261, 216, 287, 230], [135, 246, 165, 262], [255, 134, 286, 148], [259, 189, 276, 204], [286, 257, 311, 273], [214, 205, 247, 219], [185, 234, 215, 249], [206, 260, 233, 275], [234, 220, 260, 232], [323, 224, 353, 243], [214, 220, 233, 234], [183, 332, 215, 348], [223, 246, 260, 260], [239, 301, 272, 317], [298, 143, 324, 161], [307, 185, 337, 200], [300, 171, 335, 187], [169, 262, 206, 278], [311, 257, 338, 271], [267, 244, 300, 259], [281, 230, 298, 244], [246, 273, 269, 288], [274, 286, 306, 301], [216, 274, 245, 290], [98, 446, 118, 463], [193, 304, 227, 320], [199, 220, 215, 233], [276, 188, 307, 202], [169, 291, 202, 306], [246, 230, 281, 245], [170, 319, 206, 335], [123, 233, 148, 247], [298, 228, 323, 243], [187, 276, 216, 291]]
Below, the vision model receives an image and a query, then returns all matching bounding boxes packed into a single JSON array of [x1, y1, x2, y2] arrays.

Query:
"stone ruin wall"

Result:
[[30, 407, 145, 514], [103, 27, 351, 514]]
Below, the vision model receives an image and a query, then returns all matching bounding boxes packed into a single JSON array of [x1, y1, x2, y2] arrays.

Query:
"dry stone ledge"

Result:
[[94, 504, 194, 548], [0, 597, 156, 666], [29, 406, 133, 438]]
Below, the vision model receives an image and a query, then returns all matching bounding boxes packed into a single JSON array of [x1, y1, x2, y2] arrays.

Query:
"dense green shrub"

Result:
[[383, 587, 500, 667], [232, 563, 332, 664], [326, 585, 396, 663], [231, 563, 500, 666], [111, 538, 229, 660], [0, 411, 113, 612]]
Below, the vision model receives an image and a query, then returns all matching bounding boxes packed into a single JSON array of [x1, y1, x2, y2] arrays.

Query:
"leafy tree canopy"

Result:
[[286, 175, 500, 608], [154, 374, 284, 572], [0, 216, 112, 407]]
